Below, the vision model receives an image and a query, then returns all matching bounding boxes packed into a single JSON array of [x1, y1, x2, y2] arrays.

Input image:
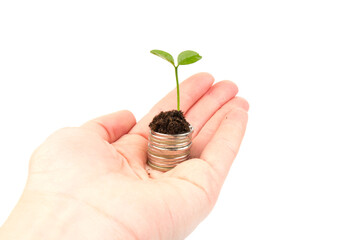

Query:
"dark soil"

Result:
[[149, 110, 191, 134]]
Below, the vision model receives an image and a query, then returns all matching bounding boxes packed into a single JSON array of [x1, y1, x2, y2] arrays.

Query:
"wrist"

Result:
[[0, 191, 77, 240], [0, 191, 132, 240]]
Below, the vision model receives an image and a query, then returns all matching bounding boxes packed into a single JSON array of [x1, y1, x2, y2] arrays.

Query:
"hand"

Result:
[[0, 73, 249, 240]]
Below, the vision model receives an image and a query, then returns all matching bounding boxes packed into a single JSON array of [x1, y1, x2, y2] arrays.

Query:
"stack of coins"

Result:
[[147, 126, 193, 172]]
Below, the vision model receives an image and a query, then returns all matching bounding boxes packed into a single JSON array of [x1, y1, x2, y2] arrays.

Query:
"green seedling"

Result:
[[150, 50, 202, 111]]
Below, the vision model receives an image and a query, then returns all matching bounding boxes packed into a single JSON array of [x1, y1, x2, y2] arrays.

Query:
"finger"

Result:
[[201, 108, 248, 181], [184, 80, 239, 138], [129, 72, 215, 139], [191, 97, 249, 157], [81, 110, 136, 143], [164, 108, 248, 209]]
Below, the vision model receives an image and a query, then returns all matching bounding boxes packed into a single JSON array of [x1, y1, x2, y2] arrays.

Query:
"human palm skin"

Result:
[[0, 73, 249, 240]]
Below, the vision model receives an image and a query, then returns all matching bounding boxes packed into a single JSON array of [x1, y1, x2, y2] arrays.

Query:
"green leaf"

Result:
[[177, 50, 202, 66], [150, 50, 175, 66]]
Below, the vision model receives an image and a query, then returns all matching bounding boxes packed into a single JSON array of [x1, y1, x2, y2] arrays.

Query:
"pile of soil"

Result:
[[149, 110, 191, 134]]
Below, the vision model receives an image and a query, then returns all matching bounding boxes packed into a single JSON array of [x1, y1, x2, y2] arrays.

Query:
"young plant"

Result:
[[150, 50, 202, 111]]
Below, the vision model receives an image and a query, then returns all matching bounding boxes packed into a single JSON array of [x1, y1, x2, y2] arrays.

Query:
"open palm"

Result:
[[17, 73, 248, 240]]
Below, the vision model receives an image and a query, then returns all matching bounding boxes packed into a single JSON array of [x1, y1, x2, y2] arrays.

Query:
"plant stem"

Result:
[[175, 65, 180, 111]]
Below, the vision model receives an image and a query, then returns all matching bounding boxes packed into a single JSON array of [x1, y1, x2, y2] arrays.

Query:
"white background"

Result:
[[1, 0, 359, 239]]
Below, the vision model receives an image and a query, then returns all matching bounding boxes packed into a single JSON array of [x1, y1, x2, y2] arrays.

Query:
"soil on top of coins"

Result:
[[149, 110, 191, 134]]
